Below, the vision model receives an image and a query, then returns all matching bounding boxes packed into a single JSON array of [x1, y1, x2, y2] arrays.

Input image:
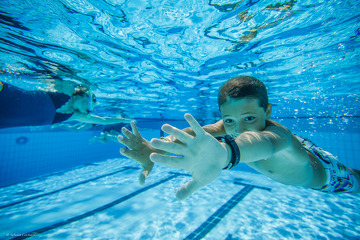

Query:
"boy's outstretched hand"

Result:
[[118, 121, 155, 185], [150, 113, 229, 200]]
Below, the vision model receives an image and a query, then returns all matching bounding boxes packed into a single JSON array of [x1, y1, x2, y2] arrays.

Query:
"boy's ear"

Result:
[[265, 104, 272, 120]]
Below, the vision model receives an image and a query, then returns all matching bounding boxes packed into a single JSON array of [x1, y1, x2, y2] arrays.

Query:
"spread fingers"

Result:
[[150, 138, 186, 155], [161, 124, 193, 144]]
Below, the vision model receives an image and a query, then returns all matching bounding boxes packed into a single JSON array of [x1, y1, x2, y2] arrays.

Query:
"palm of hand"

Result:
[[150, 114, 228, 200], [185, 133, 224, 183]]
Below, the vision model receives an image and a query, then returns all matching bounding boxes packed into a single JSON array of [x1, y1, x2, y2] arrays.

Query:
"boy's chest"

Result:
[[247, 156, 283, 175], [246, 151, 311, 185]]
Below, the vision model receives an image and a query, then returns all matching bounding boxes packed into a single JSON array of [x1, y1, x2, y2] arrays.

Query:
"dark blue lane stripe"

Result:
[[184, 185, 255, 240], [184, 182, 271, 240], [233, 179, 271, 191], [0, 166, 139, 210], [11, 173, 183, 240]]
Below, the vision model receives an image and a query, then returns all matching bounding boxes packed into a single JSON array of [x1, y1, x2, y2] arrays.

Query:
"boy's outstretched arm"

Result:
[[150, 115, 294, 200], [233, 125, 292, 164], [150, 114, 230, 200]]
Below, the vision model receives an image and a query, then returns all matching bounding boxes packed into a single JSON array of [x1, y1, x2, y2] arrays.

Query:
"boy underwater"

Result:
[[118, 76, 360, 200]]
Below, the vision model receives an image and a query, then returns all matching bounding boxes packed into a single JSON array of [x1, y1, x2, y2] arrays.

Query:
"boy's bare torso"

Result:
[[246, 120, 326, 189]]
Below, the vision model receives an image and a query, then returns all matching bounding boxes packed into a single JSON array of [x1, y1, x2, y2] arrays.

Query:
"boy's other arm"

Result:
[[235, 126, 292, 163]]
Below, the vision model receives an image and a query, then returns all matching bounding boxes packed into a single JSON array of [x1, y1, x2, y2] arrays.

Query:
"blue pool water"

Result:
[[1, 0, 360, 239]]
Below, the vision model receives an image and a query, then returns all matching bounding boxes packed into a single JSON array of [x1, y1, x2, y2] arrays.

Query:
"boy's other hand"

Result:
[[118, 121, 154, 185], [149, 113, 228, 200]]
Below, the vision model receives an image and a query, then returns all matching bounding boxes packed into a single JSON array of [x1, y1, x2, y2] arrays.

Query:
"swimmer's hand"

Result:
[[118, 121, 155, 185], [150, 114, 229, 200]]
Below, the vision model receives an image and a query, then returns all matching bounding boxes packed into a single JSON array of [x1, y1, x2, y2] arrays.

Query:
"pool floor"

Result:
[[0, 158, 359, 240]]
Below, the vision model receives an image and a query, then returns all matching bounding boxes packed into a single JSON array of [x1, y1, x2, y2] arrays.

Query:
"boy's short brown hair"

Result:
[[218, 76, 268, 110]]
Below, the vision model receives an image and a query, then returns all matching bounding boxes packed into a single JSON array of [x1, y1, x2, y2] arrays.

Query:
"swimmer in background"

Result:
[[118, 76, 360, 200], [0, 80, 131, 129]]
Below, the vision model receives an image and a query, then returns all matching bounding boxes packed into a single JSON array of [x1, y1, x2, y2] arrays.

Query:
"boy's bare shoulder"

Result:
[[261, 120, 293, 149], [265, 120, 291, 133], [266, 120, 285, 128]]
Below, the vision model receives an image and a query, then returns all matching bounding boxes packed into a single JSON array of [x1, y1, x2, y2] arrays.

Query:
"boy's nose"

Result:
[[239, 122, 252, 133], [235, 124, 245, 135]]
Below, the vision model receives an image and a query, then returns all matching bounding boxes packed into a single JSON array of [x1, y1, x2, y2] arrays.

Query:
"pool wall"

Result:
[[0, 129, 121, 187]]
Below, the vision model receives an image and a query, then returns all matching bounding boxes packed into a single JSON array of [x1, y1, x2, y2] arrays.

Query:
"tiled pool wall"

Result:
[[0, 128, 122, 187], [1, 119, 359, 187]]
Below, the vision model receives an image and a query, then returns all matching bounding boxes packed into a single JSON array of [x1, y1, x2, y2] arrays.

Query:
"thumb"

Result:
[[138, 169, 150, 186], [176, 179, 203, 200]]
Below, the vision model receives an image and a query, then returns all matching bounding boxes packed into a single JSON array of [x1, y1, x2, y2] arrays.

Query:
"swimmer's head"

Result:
[[70, 88, 97, 114], [218, 76, 268, 110], [218, 76, 271, 137]]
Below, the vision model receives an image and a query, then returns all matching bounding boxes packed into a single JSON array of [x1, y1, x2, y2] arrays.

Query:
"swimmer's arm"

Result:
[[235, 126, 292, 163], [44, 78, 76, 96], [52, 122, 94, 131], [164, 120, 226, 143], [69, 112, 132, 125]]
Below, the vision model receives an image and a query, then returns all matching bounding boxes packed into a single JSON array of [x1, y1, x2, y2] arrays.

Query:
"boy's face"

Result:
[[220, 97, 271, 138]]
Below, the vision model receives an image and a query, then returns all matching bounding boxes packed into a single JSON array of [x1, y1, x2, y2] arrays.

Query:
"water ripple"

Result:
[[0, 0, 359, 126]]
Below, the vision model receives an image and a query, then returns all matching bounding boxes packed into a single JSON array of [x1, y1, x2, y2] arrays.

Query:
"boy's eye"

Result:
[[245, 116, 255, 121], [224, 119, 234, 124]]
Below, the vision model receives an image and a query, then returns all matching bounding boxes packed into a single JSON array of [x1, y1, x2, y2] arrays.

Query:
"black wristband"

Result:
[[222, 135, 241, 170]]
